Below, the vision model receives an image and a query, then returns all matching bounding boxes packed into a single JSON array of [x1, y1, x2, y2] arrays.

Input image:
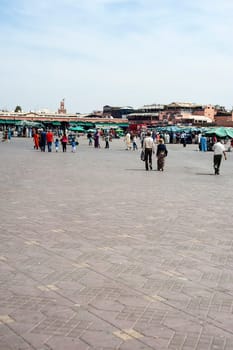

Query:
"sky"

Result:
[[1, 0, 233, 113]]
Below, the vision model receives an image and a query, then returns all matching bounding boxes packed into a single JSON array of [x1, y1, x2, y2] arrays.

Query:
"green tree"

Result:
[[14, 105, 22, 112]]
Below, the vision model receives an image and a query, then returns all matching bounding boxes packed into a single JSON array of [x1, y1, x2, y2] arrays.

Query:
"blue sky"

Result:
[[1, 0, 233, 113]]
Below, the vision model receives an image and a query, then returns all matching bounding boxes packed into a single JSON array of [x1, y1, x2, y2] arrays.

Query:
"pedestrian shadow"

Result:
[[125, 169, 161, 172], [125, 168, 148, 171], [196, 172, 215, 175]]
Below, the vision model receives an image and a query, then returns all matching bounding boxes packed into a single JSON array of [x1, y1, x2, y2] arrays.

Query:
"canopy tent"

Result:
[[39, 121, 61, 126], [0, 119, 11, 124], [95, 123, 128, 130], [69, 121, 79, 125], [156, 126, 182, 133], [155, 125, 206, 134], [116, 123, 129, 128], [0, 119, 23, 125], [95, 123, 116, 129], [204, 127, 233, 138], [41, 120, 65, 127], [68, 126, 85, 132], [23, 121, 43, 127], [51, 121, 61, 126], [5, 120, 43, 127], [74, 121, 95, 127]]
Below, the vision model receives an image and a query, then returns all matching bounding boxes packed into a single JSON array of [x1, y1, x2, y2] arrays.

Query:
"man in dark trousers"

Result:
[[143, 131, 155, 171], [213, 139, 227, 175]]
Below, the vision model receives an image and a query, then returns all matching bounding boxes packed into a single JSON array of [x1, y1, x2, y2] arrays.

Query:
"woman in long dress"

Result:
[[33, 131, 39, 150], [125, 132, 131, 150], [156, 139, 168, 171]]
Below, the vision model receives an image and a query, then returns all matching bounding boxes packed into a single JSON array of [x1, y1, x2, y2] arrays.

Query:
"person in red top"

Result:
[[46, 130, 54, 152], [60, 133, 68, 152]]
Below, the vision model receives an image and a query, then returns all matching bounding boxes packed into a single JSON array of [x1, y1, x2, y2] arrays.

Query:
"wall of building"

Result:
[[215, 115, 233, 126], [204, 105, 216, 120]]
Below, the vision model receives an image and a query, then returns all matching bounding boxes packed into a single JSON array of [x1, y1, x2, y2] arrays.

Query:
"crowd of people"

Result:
[[86, 130, 114, 149], [1, 126, 229, 175], [31, 128, 114, 152], [124, 129, 229, 174], [32, 129, 78, 153]]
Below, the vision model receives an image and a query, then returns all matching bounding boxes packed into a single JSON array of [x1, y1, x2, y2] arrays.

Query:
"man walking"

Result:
[[213, 139, 227, 175], [143, 131, 155, 171]]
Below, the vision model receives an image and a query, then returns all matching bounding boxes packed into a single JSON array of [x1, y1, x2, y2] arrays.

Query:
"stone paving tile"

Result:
[[0, 332, 34, 350], [81, 329, 122, 348], [43, 336, 90, 350], [1, 138, 233, 349]]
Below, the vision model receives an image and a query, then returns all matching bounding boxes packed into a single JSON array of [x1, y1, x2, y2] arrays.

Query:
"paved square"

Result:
[[0, 136, 233, 349]]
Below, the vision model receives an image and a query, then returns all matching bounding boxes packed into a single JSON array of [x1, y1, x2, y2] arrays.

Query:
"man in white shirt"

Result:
[[212, 139, 227, 175], [143, 131, 155, 171]]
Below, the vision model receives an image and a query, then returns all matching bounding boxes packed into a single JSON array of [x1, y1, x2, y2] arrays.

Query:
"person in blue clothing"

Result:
[[71, 138, 76, 152], [8, 128, 12, 140], [200, 135, 207, 152]]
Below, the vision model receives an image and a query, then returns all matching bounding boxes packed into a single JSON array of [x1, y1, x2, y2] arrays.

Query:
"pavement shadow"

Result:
[[125, 169, 149, 171], [196, 173, 215, 176], [125, 169, 161, 171]]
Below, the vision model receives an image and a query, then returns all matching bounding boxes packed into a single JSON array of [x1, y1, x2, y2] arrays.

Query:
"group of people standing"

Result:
[[142, 131, 168, 171], [87, 130, 111, 149], [33, 130, 77, 153]]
